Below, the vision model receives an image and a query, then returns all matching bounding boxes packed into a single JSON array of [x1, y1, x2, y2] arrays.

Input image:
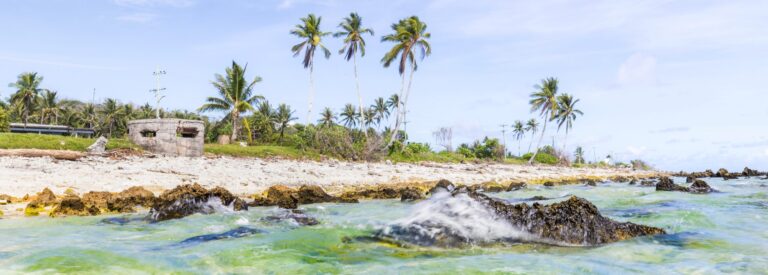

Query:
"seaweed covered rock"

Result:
[[471, 181, 507, 193], [742, 167, 762, 177], [400, 187, 425, 202], [262, 209, 319, 226], [252, 184, 356, 209], [427, 179, 455, 195], [108, 186, 156, 213], [50, 195, 100, 217], [689, 179, 716, 194], [376, 188, 665, 247], [656, 177, 689, 192], [716, 168, 738, 180], [148, 184, 247, 222], [24, 188, 58, 216], [507, 182, 526, 191]]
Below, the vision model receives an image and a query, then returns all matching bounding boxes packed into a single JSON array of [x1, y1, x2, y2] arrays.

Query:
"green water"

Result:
[[1, 177, 767, 274]]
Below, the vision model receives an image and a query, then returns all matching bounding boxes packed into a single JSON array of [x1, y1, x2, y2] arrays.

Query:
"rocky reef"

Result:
[[374, 181, 665, 247], [655, 177, 715, 194], [148, 184, 248, 222], [250, 185, 357, 209]]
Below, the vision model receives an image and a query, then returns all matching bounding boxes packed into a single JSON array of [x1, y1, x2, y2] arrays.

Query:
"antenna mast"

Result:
[[150, 66, 167, 119]]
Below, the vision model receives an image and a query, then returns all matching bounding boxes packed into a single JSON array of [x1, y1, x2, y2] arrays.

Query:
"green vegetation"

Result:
[[522, 152, 559, 165], [0, 133, 137, 151], [0, 108, 9, 132], [291, 13, 332, 123], [204, 144, 319, 160], [198, 61, 263, 143]]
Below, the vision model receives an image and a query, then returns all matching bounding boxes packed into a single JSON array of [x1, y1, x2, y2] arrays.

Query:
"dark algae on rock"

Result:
[[149, 184, 247, 222]]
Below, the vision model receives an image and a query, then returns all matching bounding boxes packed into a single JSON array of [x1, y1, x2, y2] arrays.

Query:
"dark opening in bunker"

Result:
[[141, 130, 157, 138], [178, 127, 198, 138]]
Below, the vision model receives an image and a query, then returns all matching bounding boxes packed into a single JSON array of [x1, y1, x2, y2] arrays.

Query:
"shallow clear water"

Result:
[[1, 177, 768, 274]]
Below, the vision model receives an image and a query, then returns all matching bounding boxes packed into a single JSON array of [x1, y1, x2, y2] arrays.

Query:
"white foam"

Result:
[[384, 190, 532, 244]]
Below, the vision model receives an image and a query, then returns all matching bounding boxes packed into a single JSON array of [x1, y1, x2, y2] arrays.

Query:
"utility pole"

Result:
[[499, 124, 508, 159], [150, 66, 167, 119]]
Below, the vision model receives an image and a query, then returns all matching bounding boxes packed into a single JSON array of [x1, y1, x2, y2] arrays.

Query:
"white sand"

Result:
[[0, 156, 659, 197]]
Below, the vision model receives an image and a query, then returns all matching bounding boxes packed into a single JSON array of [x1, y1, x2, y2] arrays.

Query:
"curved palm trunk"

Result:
[[562, 130, 569, 160], [528, 118, 548, 165], [353, 55, 367, 138], [527, 132, 535, 153], [385, 69, 408, 148], [307, 65, 316, 125]]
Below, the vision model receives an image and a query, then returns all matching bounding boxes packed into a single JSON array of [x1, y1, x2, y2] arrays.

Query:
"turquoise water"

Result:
[[1, 177, 767, 274]]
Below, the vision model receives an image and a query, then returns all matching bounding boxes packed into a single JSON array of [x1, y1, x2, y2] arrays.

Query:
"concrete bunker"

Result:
[[127, 119, 204, 157]]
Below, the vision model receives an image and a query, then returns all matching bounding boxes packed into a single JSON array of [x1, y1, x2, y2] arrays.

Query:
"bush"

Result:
[[0, 108, 9, 132], [313, 126, 358, 160], [522, 152, 558, 164]]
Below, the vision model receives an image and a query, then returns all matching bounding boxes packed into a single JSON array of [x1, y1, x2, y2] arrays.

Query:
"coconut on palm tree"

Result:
[[318, 107, 337, 128], [291, 13, 331, 124], [335, 12, 374, 134], [8, 72, 45, 125], [528, 77, 560, 164], [512, 120, 525, 157], [198, 61, 263, 142], [381, 16, 432, 147], [275, 103, 296, 143], [555, 93, 583, 155], [340, 103, 358, 128]]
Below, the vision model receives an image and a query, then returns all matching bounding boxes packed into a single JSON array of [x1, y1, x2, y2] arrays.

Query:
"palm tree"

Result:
[[371, 97, 389, 128], [81, 103, 97, 130], [38, 90, 61, 125], [335, 12, 374, 134], [251, 101, 276, 142], [574, 146, 585, 164], [275, 104, 296, 143], [381, 16, 432, 147], [363, 107, 375, 129], [340, 103, 358, 128], [198, 61, 263, 142], [291, 13, 331, 124], [555, 93, 583, 154], [512, 120, 525, 157], [8, 72, 45, 125], [100, 98, 122, 137], [138, 103, 154, 119], [318, 107, 337, 128], [528, 77, 559, 164], [525, 118, 538, 154]]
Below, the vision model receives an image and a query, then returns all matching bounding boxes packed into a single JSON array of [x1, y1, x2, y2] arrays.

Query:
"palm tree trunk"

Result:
[[353, 55, 367, 138], [563, 130, 569, 160], [518, 139, 521, 157], [386, 69, 408, 148], [527, 132, 535, 153], [307, 65, 315, 125], [528, 118, 548, 165], [231, 110, 239, 142]]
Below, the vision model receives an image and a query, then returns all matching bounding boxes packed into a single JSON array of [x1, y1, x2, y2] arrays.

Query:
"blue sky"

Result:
[[1, 0, 767, 171]]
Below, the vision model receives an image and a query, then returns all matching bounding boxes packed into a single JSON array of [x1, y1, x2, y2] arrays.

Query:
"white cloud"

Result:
[[116, 12, 156, 23], [617, 53, 656, 86], [113, 0, 194, 7]]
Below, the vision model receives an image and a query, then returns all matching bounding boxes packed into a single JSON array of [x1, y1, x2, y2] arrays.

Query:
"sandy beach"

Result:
[[0, 155, 661, 198]]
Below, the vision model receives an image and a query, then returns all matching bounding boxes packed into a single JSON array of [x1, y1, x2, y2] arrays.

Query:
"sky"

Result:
[[1, 0, 767, 171]]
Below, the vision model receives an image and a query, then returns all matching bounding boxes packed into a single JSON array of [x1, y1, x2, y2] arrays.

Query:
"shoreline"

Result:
[[0, 155, 663, 198], [0, 155, 665, 218]]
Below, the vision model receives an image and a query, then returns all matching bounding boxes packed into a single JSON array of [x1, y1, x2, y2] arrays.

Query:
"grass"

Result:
[[204, 144, 321, 160], [0, 133, 137, 151]]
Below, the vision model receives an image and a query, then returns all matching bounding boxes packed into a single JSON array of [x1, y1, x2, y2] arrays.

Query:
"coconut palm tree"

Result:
[[291, 13, 331, 124], [574, 146, 585, 164], [335, 12, 374, 134], [81, 103, 97, 130], [371, 97, 389, 128], [555, 93, 583, 154], [340, 103, 358, 128], [100, 98, 122, 137], [528, 77, 559, 164], [198, 61, 263, 142], [318, 107, 337, 128], [38, 90, 61, 125], [275, 103, 296, 143], [525, 118, 538, 154], [512, 120, 525, 157], [138, 103, 154, 119], [363, 107, 376, 129], [381, 16, 432, 147], [251, 101, 276, 142], [8, 72, 45, 125]]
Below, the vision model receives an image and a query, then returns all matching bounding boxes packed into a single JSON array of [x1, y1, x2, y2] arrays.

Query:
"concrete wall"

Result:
[[127, 119, 204, 157]]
